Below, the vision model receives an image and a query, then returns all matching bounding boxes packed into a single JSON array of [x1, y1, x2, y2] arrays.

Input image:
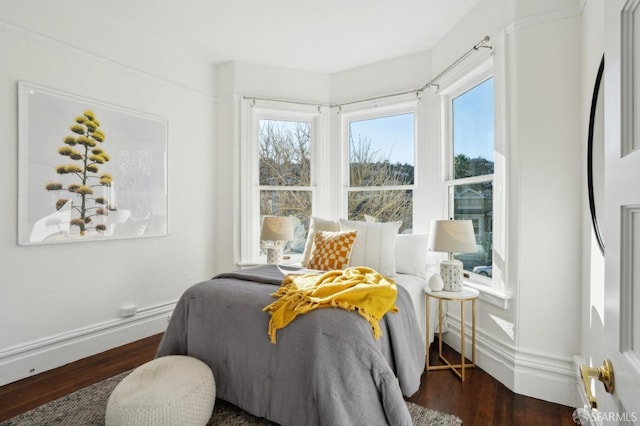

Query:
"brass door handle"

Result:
[[579, 359, 614, 410]]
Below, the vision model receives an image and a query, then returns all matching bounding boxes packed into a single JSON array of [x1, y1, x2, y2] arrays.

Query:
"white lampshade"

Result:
[[428, 219, 477, 292], [428, 219, 477, 255], [260, 216, 294, 242]]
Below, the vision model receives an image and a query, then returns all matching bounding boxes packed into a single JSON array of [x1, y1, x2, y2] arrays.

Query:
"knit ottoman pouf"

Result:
[[106, 355, 216, 426]]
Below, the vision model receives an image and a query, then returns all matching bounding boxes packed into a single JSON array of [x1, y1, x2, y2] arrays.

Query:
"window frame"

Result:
[[239, 99, 323, 264], [339, 97, 419, 230], [438, 56, 507, 298]]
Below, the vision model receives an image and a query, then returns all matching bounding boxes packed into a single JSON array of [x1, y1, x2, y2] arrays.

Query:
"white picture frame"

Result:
[[17, 81, 168, 245]]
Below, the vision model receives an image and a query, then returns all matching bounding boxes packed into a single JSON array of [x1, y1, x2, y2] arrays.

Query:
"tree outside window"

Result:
[[347, 112, 415, 233], [258, 119, 312, 254]]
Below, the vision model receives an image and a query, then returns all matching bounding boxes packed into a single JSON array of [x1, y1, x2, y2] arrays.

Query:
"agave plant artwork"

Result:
[[44, 110, 115, 236]]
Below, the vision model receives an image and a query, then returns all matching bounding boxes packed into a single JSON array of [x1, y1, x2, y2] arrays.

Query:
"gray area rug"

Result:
[[1, 371, 461, 425]]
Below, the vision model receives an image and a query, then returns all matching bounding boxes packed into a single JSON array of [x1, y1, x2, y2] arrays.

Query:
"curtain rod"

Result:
[[245, 35, 492, 111], [242, 95, 329, 110], [417, 35, 492, 93]]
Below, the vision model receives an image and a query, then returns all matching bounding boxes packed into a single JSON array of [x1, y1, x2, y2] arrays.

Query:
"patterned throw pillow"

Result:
[[307, 230, 358, 271], [301, 217, 340, 266]]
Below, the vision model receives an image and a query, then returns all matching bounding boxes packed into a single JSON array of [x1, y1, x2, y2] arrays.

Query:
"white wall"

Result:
[[330, 50, 431, 105], [0, 16, 217, 385], [508, 12, 582, 404]]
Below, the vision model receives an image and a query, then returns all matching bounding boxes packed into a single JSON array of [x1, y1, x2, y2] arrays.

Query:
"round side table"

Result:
[[424, 286, 479, 381]]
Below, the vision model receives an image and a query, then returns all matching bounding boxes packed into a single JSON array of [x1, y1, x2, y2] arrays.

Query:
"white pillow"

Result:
[[395, 234, 429, 277], [301, 217, 340, 266], [338, 219, 401, 276]]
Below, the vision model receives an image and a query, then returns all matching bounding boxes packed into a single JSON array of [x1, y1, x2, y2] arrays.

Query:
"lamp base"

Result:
[[266, 247, 283, 265], [440, 259, 463, 291]]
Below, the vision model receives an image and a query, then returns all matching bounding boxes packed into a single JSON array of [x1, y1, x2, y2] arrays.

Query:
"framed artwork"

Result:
[[17, 82, 168, 245]]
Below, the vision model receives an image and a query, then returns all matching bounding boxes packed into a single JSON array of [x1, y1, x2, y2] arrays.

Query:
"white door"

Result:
[[595, 0, 640, 422]]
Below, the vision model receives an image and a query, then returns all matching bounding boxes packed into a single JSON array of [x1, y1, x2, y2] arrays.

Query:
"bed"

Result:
[[156, 265, 429, 425], [157, 217, 438, 425]]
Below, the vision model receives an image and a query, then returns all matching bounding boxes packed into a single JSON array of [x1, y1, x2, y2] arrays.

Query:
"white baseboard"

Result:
[[442, 317, 515, 389], [512, 346, 578, 407], [443, 317, 577, 407], [0, 301, 176, 387]]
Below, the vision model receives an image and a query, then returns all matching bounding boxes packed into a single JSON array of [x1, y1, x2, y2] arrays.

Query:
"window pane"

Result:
[[449, 182, 493, 275], [260, 190, 311, 254], [348, 190, 413, 233], [453, 78, 494, 179], [349, 113, 414, 187], [259, 120, 311, 186]]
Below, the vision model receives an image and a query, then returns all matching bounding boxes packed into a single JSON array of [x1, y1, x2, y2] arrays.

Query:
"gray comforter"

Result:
[[156, 265, 425, 426]]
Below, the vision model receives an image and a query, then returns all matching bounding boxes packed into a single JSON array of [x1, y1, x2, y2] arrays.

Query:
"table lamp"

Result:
[[260, 216, 294, 264], [428, 219, 477, 291]]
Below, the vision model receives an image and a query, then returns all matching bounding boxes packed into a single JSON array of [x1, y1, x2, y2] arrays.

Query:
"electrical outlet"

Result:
[[120, 305, 137, 318]]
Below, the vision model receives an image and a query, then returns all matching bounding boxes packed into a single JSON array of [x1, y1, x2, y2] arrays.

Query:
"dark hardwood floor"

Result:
[[0, 334, 575, 425], [408, 343, 576, 425], [0, 334, 163, 423]]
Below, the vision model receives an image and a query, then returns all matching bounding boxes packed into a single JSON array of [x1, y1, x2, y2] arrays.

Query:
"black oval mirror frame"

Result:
[[587, 55, 605, 255]]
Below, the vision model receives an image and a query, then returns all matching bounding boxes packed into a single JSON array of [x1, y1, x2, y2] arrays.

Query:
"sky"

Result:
[[452, 77, 494, 161], [349, 113, 415, 165], [349, 77, 494, 165]]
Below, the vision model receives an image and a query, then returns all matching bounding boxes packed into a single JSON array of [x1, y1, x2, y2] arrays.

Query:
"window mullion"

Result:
[[259, 185, 314, 192], [446, 174, 494, 186], [347, 184, 416, 192]]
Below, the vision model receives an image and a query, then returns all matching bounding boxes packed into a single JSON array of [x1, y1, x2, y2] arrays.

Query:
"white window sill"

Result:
[[464, 280, 511, 310]]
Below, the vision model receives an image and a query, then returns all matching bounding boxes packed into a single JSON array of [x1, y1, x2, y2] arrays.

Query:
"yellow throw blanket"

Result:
[[263, 266, 398, 344]]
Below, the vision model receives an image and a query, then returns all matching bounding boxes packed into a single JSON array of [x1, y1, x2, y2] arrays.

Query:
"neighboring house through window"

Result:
[[450, 77, 494, 278]]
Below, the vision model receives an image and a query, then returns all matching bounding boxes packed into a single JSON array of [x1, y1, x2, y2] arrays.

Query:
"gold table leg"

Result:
[[425, 293, 477, 382], [425, 294, 430, 368], [461, 300, 465, 381]]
